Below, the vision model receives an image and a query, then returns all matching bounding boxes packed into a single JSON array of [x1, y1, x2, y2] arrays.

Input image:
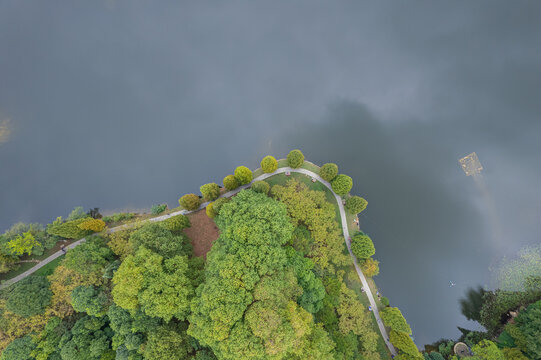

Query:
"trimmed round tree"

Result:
[[331, 174, 353, 196], [319, 163, 338, 182], [287, 149, 304, 168], [361, 257, 380, 277], [206, 202, 216, 218], [179, 194, 201, 211], [200, 183, 221, 202], [234, 166, 253, 185], [6, 276, 52, 317], [77, 218, 106, 232], [351, 233, 375, 259], [251, 181, 270, 195], [260, 156, 278, 173], [345, 196, 368, 214], [223, 175, 240, 191]]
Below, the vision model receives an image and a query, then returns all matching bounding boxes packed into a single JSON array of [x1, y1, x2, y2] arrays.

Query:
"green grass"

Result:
[[34, 255, 64, 277]]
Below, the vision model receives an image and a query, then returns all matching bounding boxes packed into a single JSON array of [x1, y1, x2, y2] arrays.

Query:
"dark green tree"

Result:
[[0, 335, 35, 360], [351, 233, 375, 259], [71, 285, 109, 317], [6, 276, 52, 317], [345, 196, 368, 214]]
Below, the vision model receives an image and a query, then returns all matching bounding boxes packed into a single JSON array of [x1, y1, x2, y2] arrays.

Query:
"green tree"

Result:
[[71, 285, 109, 317], [361, 257, 380, 277], [251, 180, 270, 195], [502, 348, 529, 360], [351, 233, 375, 259], [77, 218, 106, 232], [206, 202, 216, 218], [31, 316, 70, 360], [331, 174, 353, 196], [63, 236, 114, 278], [58, 316, 112, 360], [162, 214, 191, 233], [513, 300, 541, 359], [129, 223, 189, 258], [287, 149, 304, 168], [200, 183, 221, 202], [471, 340, 505, 360], [143, 323, 192, 360], [460, 286, 487, 322], [234, 166, 253, 185], [0, 335, 35, 360], [389, 330, 423, 359], [319, 163, 338, 182], [7, 231, 38, 256], [345, 196, 368, 214], [381, 307, 412, 334], [212, 197, 231, 217], [6, 276, 52, 317], [260, 156, 278, 173], [223, 175, 240, 191], [112, 247, 198, 321], [179, 194, 201, 211]]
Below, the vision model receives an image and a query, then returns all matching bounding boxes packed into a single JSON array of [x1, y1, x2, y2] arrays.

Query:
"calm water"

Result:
[[1, 1, 540, 346]]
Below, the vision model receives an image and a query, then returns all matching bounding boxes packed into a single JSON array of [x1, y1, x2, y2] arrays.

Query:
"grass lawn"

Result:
[[34, 255, 64, 277]]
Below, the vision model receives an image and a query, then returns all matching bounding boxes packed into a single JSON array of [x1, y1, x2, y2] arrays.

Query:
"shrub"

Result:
[[151, 204, 168, 215], [260, 155, 278, 173], [46, 217, 92, 239], [162, 214, 191, 232], [200, 183, 221, 201], [6, 276, 52, 317], [206, 203, 216, 218], [381, 296, 390, 307], [319, 163, 338, 182], [251, 181, 270, 195], [212, 197, 231, 217], [287, 149, 304, 168], [331, 174, 353, 196], [345, 196, 367, 214], [351, 233, 375, 259], [179, 194, 201, 211], [234, 166, 253, 185], [223, 175, 239, 191], [361, 257, 380, 277], [102, 212, 136, 224], [78, 218, 106, 232]]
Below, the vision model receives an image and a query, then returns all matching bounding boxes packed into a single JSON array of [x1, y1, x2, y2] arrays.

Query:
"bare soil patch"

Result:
[[184, 209, 220, 258]]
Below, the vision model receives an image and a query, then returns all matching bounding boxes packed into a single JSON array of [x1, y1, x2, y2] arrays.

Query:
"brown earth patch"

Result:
[[184, 209, 220, 258]]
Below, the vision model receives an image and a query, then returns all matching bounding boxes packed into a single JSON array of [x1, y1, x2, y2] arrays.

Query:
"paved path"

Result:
[[0, 167, 397, 355]]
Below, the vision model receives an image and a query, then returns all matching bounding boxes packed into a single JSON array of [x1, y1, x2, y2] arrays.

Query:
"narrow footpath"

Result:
[[0, 167, 397, 356]]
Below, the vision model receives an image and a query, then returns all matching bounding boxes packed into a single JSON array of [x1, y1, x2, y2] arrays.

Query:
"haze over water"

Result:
[[1, 1, 540, 345]]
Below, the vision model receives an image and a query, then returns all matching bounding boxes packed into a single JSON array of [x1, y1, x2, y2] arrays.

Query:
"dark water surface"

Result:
[[1, 1, 540, 346]]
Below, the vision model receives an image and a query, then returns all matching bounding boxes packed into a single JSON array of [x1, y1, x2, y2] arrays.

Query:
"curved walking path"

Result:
[[0, 166, 396, 356]]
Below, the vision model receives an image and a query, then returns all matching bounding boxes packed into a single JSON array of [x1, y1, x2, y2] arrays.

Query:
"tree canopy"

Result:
[[260, 156, 278, 173], [319, 163, 338, 182], [287, 149, 304, 168], [6, 276, 52, 318]]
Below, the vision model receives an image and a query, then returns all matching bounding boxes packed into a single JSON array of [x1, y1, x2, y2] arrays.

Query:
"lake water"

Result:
[[1, 1, 540, 346]]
